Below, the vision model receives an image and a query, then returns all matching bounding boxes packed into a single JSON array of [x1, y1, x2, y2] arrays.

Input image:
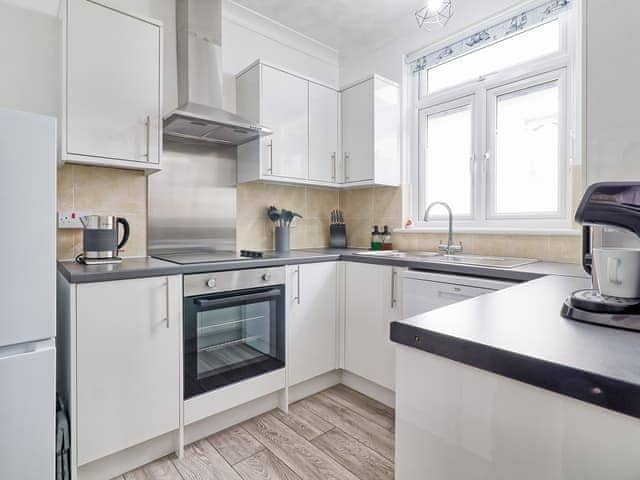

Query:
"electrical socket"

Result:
[[58, 211, 87, 229]]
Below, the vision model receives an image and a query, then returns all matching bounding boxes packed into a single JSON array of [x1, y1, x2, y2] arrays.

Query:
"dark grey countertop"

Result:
[[57, 250, 342, 284], [57, 248, 587, 284], [59, 248, 639, 417], [391, 275, 640, 418]]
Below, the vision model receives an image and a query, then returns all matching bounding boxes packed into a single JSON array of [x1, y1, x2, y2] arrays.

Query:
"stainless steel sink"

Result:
[[354, 250, 441, 259], [429, 254, 537, 268], [353, 250, 412, 258], [353, 250, 537, 268]]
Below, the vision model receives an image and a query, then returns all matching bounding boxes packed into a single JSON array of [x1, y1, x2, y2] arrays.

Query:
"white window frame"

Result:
[[486, 68, 568, 224], [408, 6, 579, 234], [419, 95, 476, 221]]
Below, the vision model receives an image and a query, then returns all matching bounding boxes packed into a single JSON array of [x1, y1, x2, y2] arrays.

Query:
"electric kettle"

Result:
[[77, 215, 130, 264]]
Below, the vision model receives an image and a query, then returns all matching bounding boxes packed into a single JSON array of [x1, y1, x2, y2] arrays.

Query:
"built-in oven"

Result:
[[183, 267, 285, 399]]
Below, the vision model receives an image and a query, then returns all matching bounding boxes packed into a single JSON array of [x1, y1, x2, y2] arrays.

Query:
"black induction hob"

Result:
[[153, 250, 263, 265]]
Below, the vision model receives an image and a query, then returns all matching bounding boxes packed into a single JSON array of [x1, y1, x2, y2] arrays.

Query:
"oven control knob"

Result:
[[206, 278, 216, 288], [262, 273, 271, 281]]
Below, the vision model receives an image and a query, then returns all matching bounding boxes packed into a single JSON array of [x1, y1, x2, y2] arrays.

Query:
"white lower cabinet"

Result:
[[75, 276, 181, 466], [286, 262, 338, 386], [344, 262, 405, 391]]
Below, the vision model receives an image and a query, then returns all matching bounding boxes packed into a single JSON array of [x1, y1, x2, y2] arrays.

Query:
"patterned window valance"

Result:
[[409, 0, 571, 74]]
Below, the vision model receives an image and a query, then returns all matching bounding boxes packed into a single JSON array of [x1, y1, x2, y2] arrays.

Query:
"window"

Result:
[[423, 20, 561, 94], [422, 100, 473, 217], [489, 75, 563, 217], [410, 4, 576, 232]]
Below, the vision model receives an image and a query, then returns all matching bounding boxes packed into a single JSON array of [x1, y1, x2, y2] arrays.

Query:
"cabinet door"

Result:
[[378, 266, 405, 390], [287, 263, 338, 386], [66, 0, 161, 164], [341, 80, 374, 183], [261, 65, 309, 179], [76, 276, 181, 465], [403, 280, 494, 318], [345, 262, 400, 390], [309, 83, 339, 183]]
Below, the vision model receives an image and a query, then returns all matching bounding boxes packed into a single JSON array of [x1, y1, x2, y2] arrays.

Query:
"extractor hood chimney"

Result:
[[163, 0, 272, 145]]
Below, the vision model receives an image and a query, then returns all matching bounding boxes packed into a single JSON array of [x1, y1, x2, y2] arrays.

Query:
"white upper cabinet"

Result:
[[309, 83, 340, 183], [236, 60, 399, 187], [341, 76, 401, 186], [62, 0, 162, 173], [262, 65, 309, 179], [342, 79, 374, 183], [237, 62, 311, 183]]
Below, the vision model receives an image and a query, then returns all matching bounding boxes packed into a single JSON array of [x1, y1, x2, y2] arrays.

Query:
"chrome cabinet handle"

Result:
[[293, 266, 301, 305], [437, 290, 471, 301], [390, 269, 397, 309], [331, 152, 337, 181], [344, 152, 350, 181], [143, 115, 151, 159], [266, 141, 273, 174], [165, 279, 170, 328]]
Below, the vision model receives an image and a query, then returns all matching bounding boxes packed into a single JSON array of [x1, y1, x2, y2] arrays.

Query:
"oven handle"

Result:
[[194, 288, 282, 309]]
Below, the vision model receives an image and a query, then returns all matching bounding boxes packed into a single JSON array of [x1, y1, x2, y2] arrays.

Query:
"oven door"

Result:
[[183, 285, 285, 399]]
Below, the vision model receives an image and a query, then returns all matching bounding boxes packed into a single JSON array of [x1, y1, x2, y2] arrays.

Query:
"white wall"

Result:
[[339, 0, 526, 86]]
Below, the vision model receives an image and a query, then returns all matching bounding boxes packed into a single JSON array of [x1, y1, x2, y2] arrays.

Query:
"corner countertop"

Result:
[[59, 248, 638, 418], [391, 275, 640, 419], [57, 248, 587, 284]]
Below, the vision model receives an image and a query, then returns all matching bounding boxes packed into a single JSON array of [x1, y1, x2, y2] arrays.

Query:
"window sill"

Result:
[[394, 226, 581, 236]]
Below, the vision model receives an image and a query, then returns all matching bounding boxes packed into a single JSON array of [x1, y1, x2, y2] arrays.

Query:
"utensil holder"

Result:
[[275, 226, 290, 252], [330, 224, 347, 248]]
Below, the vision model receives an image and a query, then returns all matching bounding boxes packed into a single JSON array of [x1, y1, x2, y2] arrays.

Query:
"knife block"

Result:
[[330, 224, 347, 248]]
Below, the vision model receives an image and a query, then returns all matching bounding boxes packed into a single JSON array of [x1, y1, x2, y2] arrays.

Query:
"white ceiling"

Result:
[[230, 0, 425, 52]]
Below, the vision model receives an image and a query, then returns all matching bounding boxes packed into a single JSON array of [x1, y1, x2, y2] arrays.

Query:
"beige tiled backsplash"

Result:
[[56, 164, 147, 260], [237, 182, 340, 251], [338, 185, 582, 264], [56, 166, 581, 264]]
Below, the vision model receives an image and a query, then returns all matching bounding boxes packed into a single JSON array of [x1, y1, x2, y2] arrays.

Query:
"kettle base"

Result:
[[76, 255, 122, 265]]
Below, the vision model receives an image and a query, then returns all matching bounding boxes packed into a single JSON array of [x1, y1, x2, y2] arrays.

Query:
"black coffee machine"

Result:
[[561, 182, 640, 331]]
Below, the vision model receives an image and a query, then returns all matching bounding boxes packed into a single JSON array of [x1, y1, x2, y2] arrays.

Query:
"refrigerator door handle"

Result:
[[0, 339, 55, 360]]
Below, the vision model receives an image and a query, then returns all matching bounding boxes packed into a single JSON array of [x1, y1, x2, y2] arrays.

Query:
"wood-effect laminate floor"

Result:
[[117, 385, 395, 480]]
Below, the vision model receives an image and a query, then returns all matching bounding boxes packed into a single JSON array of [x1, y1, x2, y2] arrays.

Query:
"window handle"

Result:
[[483, 151, 490, 172]]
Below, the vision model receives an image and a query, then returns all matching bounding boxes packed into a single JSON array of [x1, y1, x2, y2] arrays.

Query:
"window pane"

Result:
[[425, 105, 472, 216], [494, 81, 560, 214], [426, 20, 559, 94]]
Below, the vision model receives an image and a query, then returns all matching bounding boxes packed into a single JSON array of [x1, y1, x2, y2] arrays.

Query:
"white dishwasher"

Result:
[[402, 270, 516, 318]]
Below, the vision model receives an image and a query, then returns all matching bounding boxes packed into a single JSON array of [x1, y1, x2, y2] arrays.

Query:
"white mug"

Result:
[[593, 248, 640, 298]]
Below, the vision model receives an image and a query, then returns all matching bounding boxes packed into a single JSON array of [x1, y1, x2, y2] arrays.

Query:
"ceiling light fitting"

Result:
[[415, 0, 454, 30]]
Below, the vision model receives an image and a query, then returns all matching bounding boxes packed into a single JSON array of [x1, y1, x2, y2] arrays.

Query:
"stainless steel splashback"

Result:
[[148, 139, 237, 254]]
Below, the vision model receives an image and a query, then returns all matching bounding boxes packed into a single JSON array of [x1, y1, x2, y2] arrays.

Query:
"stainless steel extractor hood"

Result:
[[163, 0, 271, 145]]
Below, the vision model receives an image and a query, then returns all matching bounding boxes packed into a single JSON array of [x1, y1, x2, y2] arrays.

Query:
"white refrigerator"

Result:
[[0, 108, 56, 479]]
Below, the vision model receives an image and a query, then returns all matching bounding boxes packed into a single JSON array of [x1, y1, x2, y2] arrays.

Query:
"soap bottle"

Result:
[[381, 225, 392, 250], [371, 225, 382, 250]]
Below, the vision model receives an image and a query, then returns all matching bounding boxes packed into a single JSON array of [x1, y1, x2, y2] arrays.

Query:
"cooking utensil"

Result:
[[267, 206, 281, 226], [280, 210, 303, 227]]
